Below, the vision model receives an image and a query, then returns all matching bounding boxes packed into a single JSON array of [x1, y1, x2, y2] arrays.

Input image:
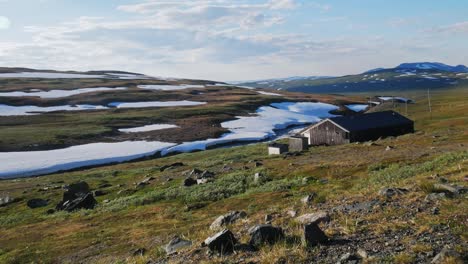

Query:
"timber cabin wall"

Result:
[[305, 120, 350, 146]]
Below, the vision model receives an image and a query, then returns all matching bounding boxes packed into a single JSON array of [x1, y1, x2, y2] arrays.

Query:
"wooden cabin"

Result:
[[268, 143, 288, 155], [300, 111, 414, 146]]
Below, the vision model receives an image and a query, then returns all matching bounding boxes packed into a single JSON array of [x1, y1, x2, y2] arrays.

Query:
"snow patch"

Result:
[[138, 84, 205, 91], [0, 72, 106, 79], [108, 101, 206, 108], [119, 124, 179, 133], [0, 104, 108, 116], [257, 91, 281, 96], [0, 87, 127, 99]]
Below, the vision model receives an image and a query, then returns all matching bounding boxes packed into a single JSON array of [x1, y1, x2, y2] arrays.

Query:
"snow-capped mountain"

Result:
[[395, 62, 468, 72]]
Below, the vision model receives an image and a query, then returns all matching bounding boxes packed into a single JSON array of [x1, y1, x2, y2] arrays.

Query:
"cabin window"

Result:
[[345, 132, 349, 139]]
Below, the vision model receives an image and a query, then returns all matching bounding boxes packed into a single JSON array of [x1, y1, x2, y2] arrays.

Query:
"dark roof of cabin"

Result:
[[328, 111, 413, 132]]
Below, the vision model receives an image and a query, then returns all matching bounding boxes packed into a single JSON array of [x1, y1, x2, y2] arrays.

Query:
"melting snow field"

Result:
[[162, 102, 338, 155], [0, 72, 106, 79], [108, 101, 207, 108], [0, 104, 108, 116], [138, 84, 205, 91], [346, 104, 368, 112], [0, 102, 338, 178], [119, 124, 179, 133], [0, 141, 176, 179], [0, 87, 127, 99]]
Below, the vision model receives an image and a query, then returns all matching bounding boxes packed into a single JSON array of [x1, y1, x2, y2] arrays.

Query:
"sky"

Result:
[[1, 0, 468, 81]]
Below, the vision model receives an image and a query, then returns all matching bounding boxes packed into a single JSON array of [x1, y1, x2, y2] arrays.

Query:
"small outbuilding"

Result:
[[300, 111, 414, 146], [289, 136, 309, 152], [268, 143, 288, 155]]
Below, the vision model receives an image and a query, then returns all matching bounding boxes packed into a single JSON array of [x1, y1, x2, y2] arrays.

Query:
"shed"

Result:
[[289, 136, 309, 152], [268, 143, 288, 155], [300, 111, 414, 146]]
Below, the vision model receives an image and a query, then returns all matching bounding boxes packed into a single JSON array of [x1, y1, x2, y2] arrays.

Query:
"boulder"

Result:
[[248, 224, 284, 246], [210, 211, 247, 230], [302, 223, 328, 247], [183, 177, 197, 187], [296, 212, 330, 225], [337, 252, 361, 264], [287, 210, 297, 218], [0, 195, 14, 207], [385, 146, 394, 151], [164, 236, 192, 255], [378, 187, 408, 198], [27, 198, 48, 209], [431, 246, 461, 263], [56, 181, 97, 212], [203, 229, 237, 254], [93, 190, 107, 197], [424, 193, 446, 202]]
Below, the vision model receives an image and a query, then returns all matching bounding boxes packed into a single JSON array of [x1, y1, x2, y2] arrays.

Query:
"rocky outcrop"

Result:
[[378, 187, 408, 198], [160, 162, 184, 172], [302, 223, 328, 247], [296, 212, 330, 225], [248, 224, 284, 246], [56, 181, 97, 212], [203, 229, 237, 254], [0, 195, 14, 207], [210, 211, 247, 230], [431, 246, 461, 263]]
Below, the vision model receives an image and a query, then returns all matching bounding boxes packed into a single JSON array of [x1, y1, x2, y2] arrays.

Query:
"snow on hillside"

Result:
[[108, 101, 206, 108], [118, 124, 179, 133], [0, 104, 108, 116], [0, 87, 127, 99]]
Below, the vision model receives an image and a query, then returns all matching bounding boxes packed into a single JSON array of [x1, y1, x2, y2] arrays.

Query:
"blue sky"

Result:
[[1, 0, 467, 81]]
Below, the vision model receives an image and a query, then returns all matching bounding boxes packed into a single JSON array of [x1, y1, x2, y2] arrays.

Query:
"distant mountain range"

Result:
[[239, 62, 468, 93]]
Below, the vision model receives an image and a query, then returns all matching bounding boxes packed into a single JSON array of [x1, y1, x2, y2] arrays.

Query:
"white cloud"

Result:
[[0, 16, 10, 29], [269, 0, 297, 10], [427, 21, 468, 34]]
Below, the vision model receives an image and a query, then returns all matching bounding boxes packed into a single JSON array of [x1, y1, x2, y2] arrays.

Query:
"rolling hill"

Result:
[[239, 62, 468, 93]]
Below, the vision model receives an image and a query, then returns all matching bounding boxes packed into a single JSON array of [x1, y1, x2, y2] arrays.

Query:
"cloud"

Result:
[[0, 16, 10, 29], [269, 0, 297, 10], [427, 21, 468, 34]]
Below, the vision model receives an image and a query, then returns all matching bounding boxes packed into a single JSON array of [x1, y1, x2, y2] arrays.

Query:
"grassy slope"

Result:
[[0, 87, 466, 263]]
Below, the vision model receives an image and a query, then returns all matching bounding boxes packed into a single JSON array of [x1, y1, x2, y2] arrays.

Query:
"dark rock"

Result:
[[248, 224, 284, 246], [378, 187, 408, 198], [0, 195, 14, 207], [46, 209, 55, 214], [160, 162, 184, 172], [302, 223, 328, 247], [165, 236, 192, 255], [265, 214, 273, 223], [203, 229, 237, 254], [210, 211, 247, 230], [431, 246, 461, 263], [93, 190, 107, 197], [27, 198, 48, 209], [188, 168, 203, 177], [132, 248, 147, 256], [183, 177, 197, 187], [56, 181, 97, 212], [431, 207, 440, 215]]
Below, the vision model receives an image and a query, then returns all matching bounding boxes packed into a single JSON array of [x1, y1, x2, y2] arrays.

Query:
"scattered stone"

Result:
[[424, 193, 446, 202], [264, 214, 273, 223], [27, 198, 48, 209], [0, 195, 14, 207], [431, 207, 440, 215], [302, 177, 316, 184], [302, 223, 328, 247], [385, 146, 394, 151], [160, 162, 184, 172], [254, 161, 263, 167], [378, 187, 408, 198], [164, 236, 192, 255], [183, 177, 197, 187], [210, 211, 247, 230], [248, 224, 284, 246], [337, 252, 361, 264], [196, 178, 212, 185], [357, 248, 368, 259], [333, 200, 377, 213], [203, 229, 237, 254], [296, 212, 330, 225], [135, 177, 155, 188], [301, 194, 316, 205], [103, 199, 110, 203], [365, 141, 378, 146], [433, 183, 467, 197], [254, 173, 269, 184], [55, 181, 97, 212], [431, 246, 461, 263], [132, 248, 146, 256]]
